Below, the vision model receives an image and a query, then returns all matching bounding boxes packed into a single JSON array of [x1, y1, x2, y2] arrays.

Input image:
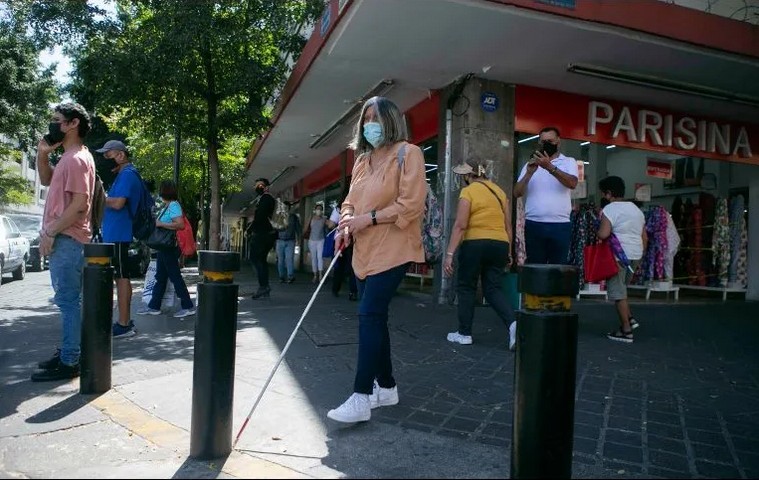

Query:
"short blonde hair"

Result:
[[349, 96, 409, 157]]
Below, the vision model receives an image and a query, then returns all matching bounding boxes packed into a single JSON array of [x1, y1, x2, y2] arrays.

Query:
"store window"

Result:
[[420, 137, 438, 188], [514, 130, 754, 296]]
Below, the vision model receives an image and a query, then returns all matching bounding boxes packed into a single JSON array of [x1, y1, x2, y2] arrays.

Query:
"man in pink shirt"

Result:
[[31, 103, 95, 382]]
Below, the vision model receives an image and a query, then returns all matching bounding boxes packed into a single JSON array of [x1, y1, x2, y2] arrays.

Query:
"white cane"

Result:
[[233, 230, 347, 449]]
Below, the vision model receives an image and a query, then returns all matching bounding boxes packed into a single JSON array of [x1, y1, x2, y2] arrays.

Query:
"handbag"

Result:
[[583, 241, 619, 283], [146, 205, 177, 250]]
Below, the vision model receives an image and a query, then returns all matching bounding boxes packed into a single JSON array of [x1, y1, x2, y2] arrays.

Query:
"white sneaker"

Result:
[[370, 380, 399, 409], [173, 308, 196, 318], [137, 307, 161, 316], [447, 332, 473, 345], [327, 393, 371, 423], [509, 321, 517, 352]]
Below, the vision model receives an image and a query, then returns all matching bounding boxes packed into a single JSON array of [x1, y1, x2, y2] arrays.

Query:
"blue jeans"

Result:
[[353, 262, 409, 394], [524, 220, 572, 264], [49, 235, 84, 366], [276, 239, 295, 280], [148, 247, 193, 310]]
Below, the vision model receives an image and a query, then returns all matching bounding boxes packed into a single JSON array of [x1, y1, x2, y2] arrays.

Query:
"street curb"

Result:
[[90, 389, 311, 479]]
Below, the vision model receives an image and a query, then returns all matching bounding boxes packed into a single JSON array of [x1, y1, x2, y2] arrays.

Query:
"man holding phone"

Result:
[[514, 126, 578, 264]]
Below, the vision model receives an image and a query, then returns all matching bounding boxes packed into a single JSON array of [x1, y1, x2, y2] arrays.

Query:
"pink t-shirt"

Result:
[[42, 146, 95, 244]]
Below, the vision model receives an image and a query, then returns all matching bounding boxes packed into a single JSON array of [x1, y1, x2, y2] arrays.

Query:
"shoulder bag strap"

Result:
[[477, 181, 505, 213]]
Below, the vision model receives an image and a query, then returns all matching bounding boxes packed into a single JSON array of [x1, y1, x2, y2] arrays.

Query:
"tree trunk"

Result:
[[208, 142, 221, 250]]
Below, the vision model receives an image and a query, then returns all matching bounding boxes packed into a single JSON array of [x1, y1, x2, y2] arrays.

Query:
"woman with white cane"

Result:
[[327, 96, 427, 423]]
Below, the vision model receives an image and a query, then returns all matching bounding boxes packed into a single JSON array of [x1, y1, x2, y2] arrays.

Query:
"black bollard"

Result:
[[511, 264, 580, 479], [80, 243, 115, 395], [190, 250, 241, 460]]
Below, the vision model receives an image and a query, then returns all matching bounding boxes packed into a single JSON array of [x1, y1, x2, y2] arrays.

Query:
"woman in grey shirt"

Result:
[[306, 204, 326, 283]]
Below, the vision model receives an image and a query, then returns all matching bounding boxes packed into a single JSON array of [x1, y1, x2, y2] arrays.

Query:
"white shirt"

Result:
[[329, 206, 340, 224], [602, 201, 646, 260], [517, 153, 579, 223]]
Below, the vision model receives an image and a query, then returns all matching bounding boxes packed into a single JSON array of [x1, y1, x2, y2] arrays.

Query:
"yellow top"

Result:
[[460, 180, 509, 242]]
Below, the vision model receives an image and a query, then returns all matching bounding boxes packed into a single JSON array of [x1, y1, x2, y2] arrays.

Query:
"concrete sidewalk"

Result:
[[1, 264, 758, 478]]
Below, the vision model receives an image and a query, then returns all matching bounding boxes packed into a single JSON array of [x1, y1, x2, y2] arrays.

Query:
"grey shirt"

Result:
[[308, 216, 326, 241]]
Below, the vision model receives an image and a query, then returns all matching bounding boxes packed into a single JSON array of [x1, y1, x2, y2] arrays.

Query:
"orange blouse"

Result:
[[342, 142, 426, 279]]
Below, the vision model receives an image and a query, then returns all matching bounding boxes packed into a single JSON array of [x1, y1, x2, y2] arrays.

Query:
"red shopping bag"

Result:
[[583, 241, 619, 283]]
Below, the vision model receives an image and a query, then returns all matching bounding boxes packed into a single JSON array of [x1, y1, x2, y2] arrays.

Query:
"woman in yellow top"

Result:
[[327, 96, 426, 424], [444, 160, 515, 346]]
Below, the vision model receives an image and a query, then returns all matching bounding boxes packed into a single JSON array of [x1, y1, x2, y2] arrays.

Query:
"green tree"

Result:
[[0, 12, 56, 207], [69, 0, 323, 248]]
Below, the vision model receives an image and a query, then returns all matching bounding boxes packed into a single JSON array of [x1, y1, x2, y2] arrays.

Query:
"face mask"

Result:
[[255, 185, 265, 195], [540, 140, 558, 157], [363, 122, 383, 148], [44, 122, 66, 145]]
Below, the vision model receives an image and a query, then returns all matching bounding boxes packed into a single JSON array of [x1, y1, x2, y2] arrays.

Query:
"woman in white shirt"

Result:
[[597, 176, 647, 344]]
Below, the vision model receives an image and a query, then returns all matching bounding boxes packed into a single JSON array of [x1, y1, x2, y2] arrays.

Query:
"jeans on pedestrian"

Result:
[[332, 244, 357, 295], [353, 262, 409, 394], [524, 220, 572, 264], [308, 239, 324, 273], [251, 232, 275, 289], [276, 239, 295, 279], [48, 235, 84, 366], [456, 240, 515, 337], [148, 247, 193, 310]]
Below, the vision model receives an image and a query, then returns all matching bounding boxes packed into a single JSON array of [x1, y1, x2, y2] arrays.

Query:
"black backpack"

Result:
[[130, 170, 156, 241]]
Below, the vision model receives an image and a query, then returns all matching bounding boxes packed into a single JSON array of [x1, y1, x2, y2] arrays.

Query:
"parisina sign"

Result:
[[588, 101, 752, 158]]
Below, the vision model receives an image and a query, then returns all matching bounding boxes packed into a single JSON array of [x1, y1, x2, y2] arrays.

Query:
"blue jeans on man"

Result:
[[353, 263, 409, 394], [524, 220, 572, 264], [276, 239, 295, 280], [49, 235, 85, 366]]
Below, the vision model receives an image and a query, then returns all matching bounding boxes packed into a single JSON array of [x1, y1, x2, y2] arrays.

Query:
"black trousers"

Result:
[[456, 239, 515, 336], [332, 244, 357, 295], [251, 231, 276, 289]]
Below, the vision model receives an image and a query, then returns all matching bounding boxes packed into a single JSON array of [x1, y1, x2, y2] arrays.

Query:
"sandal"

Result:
[[607, 328, 633, 343]]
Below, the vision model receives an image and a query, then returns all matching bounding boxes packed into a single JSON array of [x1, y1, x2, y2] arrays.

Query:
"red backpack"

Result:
[[177, 215, 197, 256]]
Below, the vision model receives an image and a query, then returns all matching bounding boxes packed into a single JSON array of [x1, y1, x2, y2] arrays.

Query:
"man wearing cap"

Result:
[[248, 178, 276, 299], [97, 140, 143, 338]]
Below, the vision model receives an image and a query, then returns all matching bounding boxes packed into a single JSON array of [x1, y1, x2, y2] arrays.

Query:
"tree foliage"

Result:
[[0, 5, 57, 207], [68, 0, 323, 248]]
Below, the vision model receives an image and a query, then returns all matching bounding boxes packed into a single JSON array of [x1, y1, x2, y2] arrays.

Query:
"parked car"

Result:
[[128, 240, 151, 278], [0, 214, 30, 285], [5, 213, 46, 271]]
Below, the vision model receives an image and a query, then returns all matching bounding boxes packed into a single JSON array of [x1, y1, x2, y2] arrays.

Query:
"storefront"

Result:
[[514, 86, 759, 300]]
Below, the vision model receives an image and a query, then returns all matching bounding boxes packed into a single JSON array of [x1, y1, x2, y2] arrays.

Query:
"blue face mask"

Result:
[[363, 122, 383, 148]]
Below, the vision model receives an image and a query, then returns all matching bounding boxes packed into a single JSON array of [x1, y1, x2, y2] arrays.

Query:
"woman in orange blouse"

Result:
[[327, 96, 426, 424]]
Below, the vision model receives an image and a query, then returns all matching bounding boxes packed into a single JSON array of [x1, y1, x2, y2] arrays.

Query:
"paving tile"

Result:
[[405, 410, 447, 427], [573, 437, 598, 456], [647, 410, 680, 426], [686, 428, 727, 448], [610, 404, 642, 420], [603, 441, 643, 464], [480, 422, 510, 438], [737, 450, 759, 470], [607, 416, 642, 432], [477, 435, 509, 447], [647, 434, 687, 455], [691, 442, 735, 465], [647, 421, 684, 439], [731, 435, 759, 454], [605, 428, 642, 447], [601, 459, 643, 474], [648, 449, 690, 472], [646, 466, 692, 479], [574, 411, 604, 426], [574, 423, 601, 439], [442, 416, 482, 433], [695, 460, 741, 478]]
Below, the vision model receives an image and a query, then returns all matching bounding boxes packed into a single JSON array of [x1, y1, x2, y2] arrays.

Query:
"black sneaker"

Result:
[[38, 348, 61, 370], [348, 292, 357, 301], [286, 277, 295, 284], [31, 358, 80, 382], [629, 318, 640, 330]]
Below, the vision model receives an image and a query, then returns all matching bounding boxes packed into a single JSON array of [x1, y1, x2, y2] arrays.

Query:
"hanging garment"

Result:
[[516, 197, 526, 266], [687, 206, 706, 286], [728, 195, 743, 283], [635, 205, 669, 283], [699, 193, 716, 285], [711, 197, 730, 286], [568, 203, 600, 289], [664, 212, 681, 280]]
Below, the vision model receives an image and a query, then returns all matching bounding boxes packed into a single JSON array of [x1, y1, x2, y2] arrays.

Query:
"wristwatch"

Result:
[[551, 165, 559, 174], [370, 209, 377, 226]]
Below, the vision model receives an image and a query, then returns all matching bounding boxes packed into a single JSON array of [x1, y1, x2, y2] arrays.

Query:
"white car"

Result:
[[0, 214, 30, 286]]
